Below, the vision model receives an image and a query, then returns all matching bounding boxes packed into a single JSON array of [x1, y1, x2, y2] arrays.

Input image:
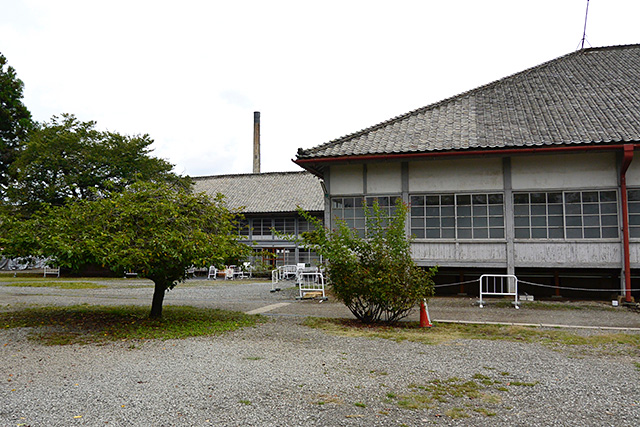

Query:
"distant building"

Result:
[[193, 171, 324, 268], [295, 44, 640, 301]]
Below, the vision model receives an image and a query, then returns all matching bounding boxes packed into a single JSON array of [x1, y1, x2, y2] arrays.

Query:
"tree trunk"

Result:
[[150, 280, 166, 319]]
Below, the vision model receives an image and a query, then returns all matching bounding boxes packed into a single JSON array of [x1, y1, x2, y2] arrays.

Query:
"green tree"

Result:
[[1, 182, 249, 318], [0, 52, 33, 196], [6, 114, 188, 215], [299, 200, 436, 324]]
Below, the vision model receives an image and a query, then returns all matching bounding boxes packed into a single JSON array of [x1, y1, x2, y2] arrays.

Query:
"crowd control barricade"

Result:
[[479, 274, 519, 308]]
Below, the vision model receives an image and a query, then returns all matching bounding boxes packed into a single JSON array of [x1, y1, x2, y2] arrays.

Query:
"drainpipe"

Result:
[[620, 144, 634, 303]]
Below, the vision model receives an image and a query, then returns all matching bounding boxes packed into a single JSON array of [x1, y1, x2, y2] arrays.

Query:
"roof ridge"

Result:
[[296, 43, 640, 158], [193, 170, 311, 180]]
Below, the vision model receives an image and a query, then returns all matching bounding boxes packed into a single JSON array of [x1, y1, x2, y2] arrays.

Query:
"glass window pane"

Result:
[[344, 198, 354, 208], [473, 205, 487, 216], [548, 205, 563, 215], [489, 216, 504, 227], [472, 194, 487, 204], [583, 204, 599, 215], [488, 193, 503, 204], [565, 204, 581, 215], [566, 216, 582, 227], [582, 192, 598, 203], [332, 198, 343, 209], [457, 206, 471, 217], [515, 228, 530, 238], [411, 195, 424, 206], [601, 215, 618, 226], [548, 192, 563, 204], [457, 195, 471, 205], [489, 205, 504, 216], [600, 191, 617, 202], [515, 216, 530, 227], [514, 194, 529, 204], [473, 217, 487, 228], [442, 228, 455, 238], [411, 218, 424, 229], [426, 217, 440, 228], [426, 207, 440, 217], [583, 215, 600, 227], [473, 228, 488, 239], [458, 217, 471, 227], [411, 206, 424, 217], [629, 215, 640, 226], [442, 217, 455, 228], [602, 227, 618, 238], [601, 203, 618, 214], [531, 228, 547, 238], [425, 195, 439, 205], [548, 215, 564, 227], [549, 228, 564, 238], [354, 198, 363, 208], [566, 228, 582, 238], [441, 206, 454, 216], [531, 216, 547, 227], [441, 195, 455, 205], [489, 228, 504, 239], [631, 227, 640, 238], [565, 192, 580, 203], [531, 205, 546, 216], [531, 193, 546, 203], [458, 228, 472, 239], [628, 190, 640, 201], [514, 205, 529, 216], [426, 229, 440, 238], [412, 229, 425, 239], [584, 227, 600, 238]]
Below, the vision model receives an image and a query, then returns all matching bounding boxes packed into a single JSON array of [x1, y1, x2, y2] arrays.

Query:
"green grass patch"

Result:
[[0, 305, 262, 345], [3, 281, 106, 289], [302, 317, 640, 352]]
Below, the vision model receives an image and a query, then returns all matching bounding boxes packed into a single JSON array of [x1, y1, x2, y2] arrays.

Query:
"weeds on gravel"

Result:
[[391, 374, 520, 419], [303, 317, 640, 352], [0, 305, 262, 345]]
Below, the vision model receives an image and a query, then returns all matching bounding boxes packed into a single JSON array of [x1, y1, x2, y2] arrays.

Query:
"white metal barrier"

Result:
[[479, 274, 519, 309], [297, 270, 326, 300]]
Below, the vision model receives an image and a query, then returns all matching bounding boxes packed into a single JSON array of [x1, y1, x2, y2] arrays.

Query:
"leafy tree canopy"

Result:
[[1, 182, 250, 318], [299, 200, 436, 324], [6, 114, 189, 216], [0, 52, 33, 195]]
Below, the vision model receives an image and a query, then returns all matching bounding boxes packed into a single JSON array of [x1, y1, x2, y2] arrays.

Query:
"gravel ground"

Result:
[[1, 279, 640, 426]]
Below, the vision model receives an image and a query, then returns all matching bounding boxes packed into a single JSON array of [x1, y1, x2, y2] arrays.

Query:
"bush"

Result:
[[299, 199, 436, 323]]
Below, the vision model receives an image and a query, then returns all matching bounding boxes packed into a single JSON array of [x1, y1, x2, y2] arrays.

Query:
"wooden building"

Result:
[[193, 171, 324, 268], [294, 44, 640, 301]]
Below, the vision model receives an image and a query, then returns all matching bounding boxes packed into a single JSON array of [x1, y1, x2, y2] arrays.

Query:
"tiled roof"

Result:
[[296, 44, 640, 161], [192, 171, 324, 213]]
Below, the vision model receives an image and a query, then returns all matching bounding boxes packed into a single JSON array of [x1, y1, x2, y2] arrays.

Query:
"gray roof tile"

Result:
[[192, 171, 324, 213], [296, 44, 640, 161]]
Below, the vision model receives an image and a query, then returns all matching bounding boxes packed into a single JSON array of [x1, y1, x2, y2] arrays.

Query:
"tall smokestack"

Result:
[[253, 111, 260, 174]]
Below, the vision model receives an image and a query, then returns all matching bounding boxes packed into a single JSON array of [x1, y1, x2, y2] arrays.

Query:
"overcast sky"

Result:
[[1, 0, 638, 177]]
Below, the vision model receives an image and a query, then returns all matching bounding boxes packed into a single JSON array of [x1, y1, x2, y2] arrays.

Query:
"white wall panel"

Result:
[[513, 242, 621, 267], [408, 158, 503, 192], [625, 158, 640, 187], [366, 162, 401, 193], [411, 242, 507, 267], [511, 153, 617, 190], [329, 165, 363, 195]]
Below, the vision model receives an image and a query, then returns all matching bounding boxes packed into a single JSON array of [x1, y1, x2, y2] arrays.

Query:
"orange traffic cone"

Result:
[[420, 299, 432, 328]]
